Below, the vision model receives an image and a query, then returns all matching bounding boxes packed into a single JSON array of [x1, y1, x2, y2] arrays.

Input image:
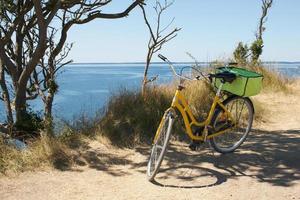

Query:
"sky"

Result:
[[66, 0, 300, 63]]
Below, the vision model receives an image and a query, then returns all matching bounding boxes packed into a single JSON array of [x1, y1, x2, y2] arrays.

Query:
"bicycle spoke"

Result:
[[147, 114, 173, 180], [228, 101, 234, 113], [235, 100, 238, 124], [211, 97, 253, 153], [237, 101, 245, 125]]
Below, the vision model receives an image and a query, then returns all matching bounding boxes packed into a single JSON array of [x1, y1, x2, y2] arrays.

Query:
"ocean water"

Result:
[[0, 62, 299, 121]]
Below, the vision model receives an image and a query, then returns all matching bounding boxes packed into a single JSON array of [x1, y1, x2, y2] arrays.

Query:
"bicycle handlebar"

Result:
[[158, 54, 209, 81], [158, 54, 167, 61]]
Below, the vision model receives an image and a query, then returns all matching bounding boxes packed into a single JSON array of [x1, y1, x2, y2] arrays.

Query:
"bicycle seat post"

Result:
[[216, 83, 224, 97]]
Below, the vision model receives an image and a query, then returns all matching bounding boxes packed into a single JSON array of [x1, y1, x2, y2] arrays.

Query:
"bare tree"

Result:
[[0, 0, 144, 131], [140, 0, 180, 95], [251, 0, 273, 64], [233, 0, 273, 65], [256, 0, 273, 40]]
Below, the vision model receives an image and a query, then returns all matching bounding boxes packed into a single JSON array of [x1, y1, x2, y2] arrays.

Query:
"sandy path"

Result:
[[0, 87, 300, 200]]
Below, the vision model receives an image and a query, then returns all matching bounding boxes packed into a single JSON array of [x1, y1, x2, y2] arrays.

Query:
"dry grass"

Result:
[[0, 132, 88, 175], [247, 65, 292, 93], [98, 81, 215, 147], [98, 87, 172, 147], [251, 98, 268, 122], [183, 81, 215, 120]]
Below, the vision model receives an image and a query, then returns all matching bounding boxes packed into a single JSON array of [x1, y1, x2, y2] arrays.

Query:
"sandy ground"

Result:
[[0, 83, 300, 200]]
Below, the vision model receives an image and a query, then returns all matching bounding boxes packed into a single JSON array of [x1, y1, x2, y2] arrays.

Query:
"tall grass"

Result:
[[99, 81, 214, 147], [0, 132, 87, 174], [99, 87, 172, 147], [246, 65, 292, 92]]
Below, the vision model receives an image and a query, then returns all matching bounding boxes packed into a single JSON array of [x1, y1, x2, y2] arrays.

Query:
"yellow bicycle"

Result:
[[147, 54, 256, 181]]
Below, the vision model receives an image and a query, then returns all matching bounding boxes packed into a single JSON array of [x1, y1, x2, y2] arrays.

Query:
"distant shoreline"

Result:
[[68, 61, 300, 65]]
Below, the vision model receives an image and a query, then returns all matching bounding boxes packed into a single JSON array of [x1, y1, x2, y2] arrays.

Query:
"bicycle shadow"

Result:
[[150, 165, 227, 189], [147, 128, 300, 188], [54, 128, 300, 189]]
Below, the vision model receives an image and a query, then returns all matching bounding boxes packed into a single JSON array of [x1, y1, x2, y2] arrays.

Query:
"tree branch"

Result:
[[140, 4, 156, 42], [0, 41, 17, 82], [18, 0, 48, 87]]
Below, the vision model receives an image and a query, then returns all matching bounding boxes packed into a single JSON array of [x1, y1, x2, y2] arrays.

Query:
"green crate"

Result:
[[214, 67, 263, 97]]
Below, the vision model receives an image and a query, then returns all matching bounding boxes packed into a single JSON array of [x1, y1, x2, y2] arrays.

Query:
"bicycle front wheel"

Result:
[[209, 96, 254, 154], [147, 111, 174, 181]]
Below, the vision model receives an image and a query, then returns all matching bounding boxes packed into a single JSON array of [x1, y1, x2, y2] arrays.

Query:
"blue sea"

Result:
[[0, 62, 299, 121]]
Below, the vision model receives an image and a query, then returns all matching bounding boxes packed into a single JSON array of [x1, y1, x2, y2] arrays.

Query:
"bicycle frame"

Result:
[[154, 83, 236, 142]]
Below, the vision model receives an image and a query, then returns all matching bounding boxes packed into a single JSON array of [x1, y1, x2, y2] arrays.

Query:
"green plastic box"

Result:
[[214, 67, 263, 97]]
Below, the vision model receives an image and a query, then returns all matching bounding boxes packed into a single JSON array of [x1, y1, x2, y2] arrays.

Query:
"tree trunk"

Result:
[[43, 94, 54, 135], [43, 59, 55, 130], [0, 63, 13, 125], [141, 52, 152, 96], [44, 94, 54, 121], [141, 76, 148, 96], [14, 84, 28, 126]]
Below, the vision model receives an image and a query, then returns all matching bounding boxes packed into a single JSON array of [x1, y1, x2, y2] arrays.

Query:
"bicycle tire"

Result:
[[147, 112, 174, 181], [209, 96, 254, 154]]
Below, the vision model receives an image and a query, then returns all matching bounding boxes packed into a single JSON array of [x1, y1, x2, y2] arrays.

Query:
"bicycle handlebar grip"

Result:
[[158, 54, 167, 61], [228, 62, 238, 66]]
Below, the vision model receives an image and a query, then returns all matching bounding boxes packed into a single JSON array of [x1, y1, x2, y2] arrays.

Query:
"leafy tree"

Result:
[[0, 0, 144, 133]]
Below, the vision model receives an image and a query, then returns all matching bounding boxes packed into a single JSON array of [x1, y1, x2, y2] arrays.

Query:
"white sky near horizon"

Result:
[[66, 0, 300, 63]]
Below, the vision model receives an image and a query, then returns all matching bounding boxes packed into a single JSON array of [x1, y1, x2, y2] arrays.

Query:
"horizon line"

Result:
[[67, 61, 300, 65]]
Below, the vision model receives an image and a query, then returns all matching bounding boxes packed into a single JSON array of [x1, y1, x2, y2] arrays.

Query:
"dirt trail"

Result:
[[1, 85, 300, 200]]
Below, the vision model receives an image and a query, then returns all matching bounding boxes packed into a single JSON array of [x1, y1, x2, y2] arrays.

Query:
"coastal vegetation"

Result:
[[0, 65, 294, 174]]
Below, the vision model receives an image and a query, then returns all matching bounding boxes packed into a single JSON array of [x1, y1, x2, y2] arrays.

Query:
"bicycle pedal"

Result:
[[188, 141, 204, 151]]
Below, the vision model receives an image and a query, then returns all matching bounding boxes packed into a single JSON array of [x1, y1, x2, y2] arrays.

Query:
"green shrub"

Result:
[[14, 108, 44, 132], [233, 42, 249, 65], [250, 39, 263, 64]]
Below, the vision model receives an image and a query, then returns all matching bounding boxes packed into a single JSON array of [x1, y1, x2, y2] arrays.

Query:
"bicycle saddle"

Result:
[[211, 71, 236, 83]]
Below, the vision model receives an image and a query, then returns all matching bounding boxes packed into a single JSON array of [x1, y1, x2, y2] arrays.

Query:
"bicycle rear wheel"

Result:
[[209, 96, 254, 153], [147, 111, 174, 181]]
